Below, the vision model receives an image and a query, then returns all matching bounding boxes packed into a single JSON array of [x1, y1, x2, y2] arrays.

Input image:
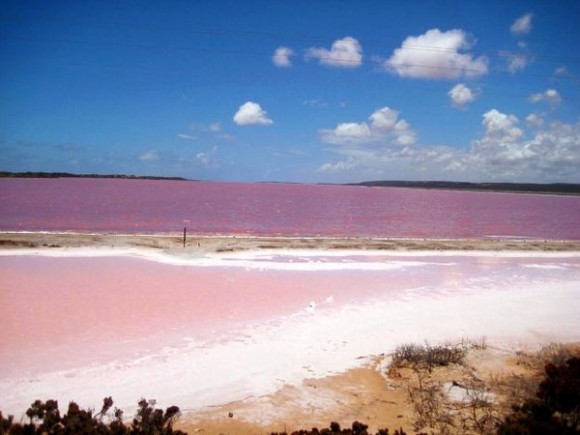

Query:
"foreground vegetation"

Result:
[[388, 341, 580, 434], [1, 343, 578, 434], [0, 398, 185, 434]]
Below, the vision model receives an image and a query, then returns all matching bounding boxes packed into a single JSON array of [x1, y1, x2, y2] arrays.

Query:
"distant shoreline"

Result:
[[1, 231, 579, 255], [2, 171, 579, 195], [0, 171, 189, 181]]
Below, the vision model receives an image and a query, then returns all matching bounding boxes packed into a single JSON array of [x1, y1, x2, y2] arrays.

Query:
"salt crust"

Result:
[[1, 245, 579, 271]]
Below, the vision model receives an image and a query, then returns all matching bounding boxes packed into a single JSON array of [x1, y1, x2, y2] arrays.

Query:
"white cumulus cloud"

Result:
[[320, 107, 416, 146], [272, 46, 294, 67], [510, 13, 533, 35], [331, 122, 372, 141], [385, 28, 488, 79], [233, 101, 273, 126], [448, 83, 477, 108], [480, 109, 523, 142], [369, 107, 399, 130], [529, 89, 562, 106], [306, 36, 363, 68], [500, 51, 531, 73], [318, 108, 580, 182]]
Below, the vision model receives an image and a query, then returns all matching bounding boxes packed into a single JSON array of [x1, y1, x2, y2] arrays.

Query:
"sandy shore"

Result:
[[1, 231, 580, 255], [1, 232, 579, 433]]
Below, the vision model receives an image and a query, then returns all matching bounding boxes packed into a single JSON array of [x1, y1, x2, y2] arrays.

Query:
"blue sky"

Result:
[[1, 0, 579, 183]]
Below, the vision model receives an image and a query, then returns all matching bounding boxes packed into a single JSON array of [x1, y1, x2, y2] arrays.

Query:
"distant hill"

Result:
[[350, 180, 580, 195], [0, 171, 189, 181]]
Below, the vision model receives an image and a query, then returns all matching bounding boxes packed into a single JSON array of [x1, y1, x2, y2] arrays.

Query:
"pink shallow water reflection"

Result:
[[1, 179, 579, 239], [0, 256, 418, 376]]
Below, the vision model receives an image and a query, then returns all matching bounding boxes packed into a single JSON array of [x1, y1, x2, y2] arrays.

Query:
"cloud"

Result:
[[139, 150, 159, 162], [188, 122, 222, 133], [272, 46, 294, 67], [384, 28, 488, 79], [525, 113, 544, 128], [218, 133, 235, 140], [176, 133, 197, 141], [323, 122, 372, 144], [468, 112, 579, 179], [233, 101, 273, 126], [320, 107, 416, 147], [500, 51, 531, 73], [369, 107, 399, 130], [196, 145, 219, 167], [208, 122, 221, 132], [510, 13, 533, 35], [529, 89, 562, 106], [480, 109, 523, 141], [448, 83, 477, 108], [303, 99, 328, 108], [318, 160, 357, 174], [305, 36, 363, 68], [319, 108, 580, 182]]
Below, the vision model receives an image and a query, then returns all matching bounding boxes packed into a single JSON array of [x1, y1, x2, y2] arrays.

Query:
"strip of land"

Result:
[[1, 231, 579, 256]]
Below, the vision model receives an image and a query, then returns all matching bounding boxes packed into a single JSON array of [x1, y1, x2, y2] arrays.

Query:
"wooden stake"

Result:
[[183, 227, 187, 248]]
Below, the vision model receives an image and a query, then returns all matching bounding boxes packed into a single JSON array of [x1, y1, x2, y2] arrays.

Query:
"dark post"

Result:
[[183, 227, 187, 248]]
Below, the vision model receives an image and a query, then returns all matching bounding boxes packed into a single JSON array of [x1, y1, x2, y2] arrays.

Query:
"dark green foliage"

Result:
[[269, 421, 406, 435], [498, 357, 580, 434], [0, 397, 186, 435], [537, 357, 580, 414]]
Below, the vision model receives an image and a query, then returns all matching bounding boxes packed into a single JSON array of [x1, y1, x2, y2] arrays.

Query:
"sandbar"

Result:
[[1, 231, 580, 256]]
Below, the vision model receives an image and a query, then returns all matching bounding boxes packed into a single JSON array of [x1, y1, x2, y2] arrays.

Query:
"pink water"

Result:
[[0, 255, 434, 376], [1, 253, 574, 379], [1, 179, 579, 239]]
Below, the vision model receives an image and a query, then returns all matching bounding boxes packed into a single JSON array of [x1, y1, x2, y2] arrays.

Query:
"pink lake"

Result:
[[1, 178, 579, 239]]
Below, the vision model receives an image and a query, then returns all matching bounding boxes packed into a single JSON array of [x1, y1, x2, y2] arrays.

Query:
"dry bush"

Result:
[[406, 370, 453, 434], [515, 343, 577, 371], [457, 388, 501, 434], [391, 342, 468, 373], [537, 343, 576, 367]]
